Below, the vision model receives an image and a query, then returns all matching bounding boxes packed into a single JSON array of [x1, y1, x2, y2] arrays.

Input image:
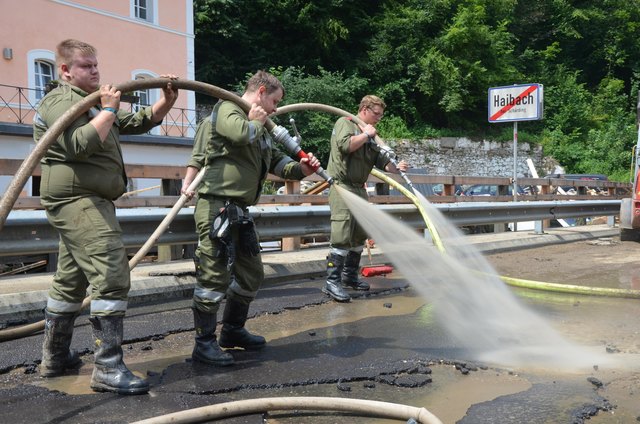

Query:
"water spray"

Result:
[[275, 103, 640, 300]]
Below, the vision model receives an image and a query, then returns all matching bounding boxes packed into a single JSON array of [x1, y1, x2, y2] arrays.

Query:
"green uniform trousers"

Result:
[[45, 196, 130, 316], [192, 196, 264, 314], [329, 182, 369, 249]]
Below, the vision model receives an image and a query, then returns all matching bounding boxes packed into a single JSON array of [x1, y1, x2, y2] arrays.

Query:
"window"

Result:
[[133, 88, 150, 112], [131, 74, 152, 112], [134, 0, 148, 20], [131, 71, 160, 134], [27, 50, 56, 105], [34, 60, 54, 101], [132, 0, 156, 23]]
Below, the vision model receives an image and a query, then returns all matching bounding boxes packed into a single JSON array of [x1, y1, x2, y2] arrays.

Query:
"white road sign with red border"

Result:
[[488, 83, 543, 123]]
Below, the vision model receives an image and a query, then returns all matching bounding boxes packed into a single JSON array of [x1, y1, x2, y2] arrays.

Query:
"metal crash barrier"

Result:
[[0, 200, 621, 258]]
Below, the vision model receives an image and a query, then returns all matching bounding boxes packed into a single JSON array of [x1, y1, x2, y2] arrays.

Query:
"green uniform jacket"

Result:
[[326, 117, 390, 187], [188, 100, 305, 206], [33, 83, 158, 208]]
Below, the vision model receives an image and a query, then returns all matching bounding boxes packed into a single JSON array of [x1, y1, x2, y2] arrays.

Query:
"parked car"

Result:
[[432, 183, 465, 196], [461, 184, 526, 196]]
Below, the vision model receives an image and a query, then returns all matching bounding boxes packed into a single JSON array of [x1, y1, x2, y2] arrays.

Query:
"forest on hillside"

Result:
[[193, 0, 640, 181]]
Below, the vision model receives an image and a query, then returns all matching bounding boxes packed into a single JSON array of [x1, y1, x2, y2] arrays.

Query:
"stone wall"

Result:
[[392, 137, 545, 177]]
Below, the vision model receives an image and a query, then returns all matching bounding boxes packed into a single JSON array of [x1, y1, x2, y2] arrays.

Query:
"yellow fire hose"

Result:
[[276, 103, 640, 300]]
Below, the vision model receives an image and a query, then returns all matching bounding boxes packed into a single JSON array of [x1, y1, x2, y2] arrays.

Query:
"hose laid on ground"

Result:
[[130, 396, 443, 424], [276, 103, 640, 299]]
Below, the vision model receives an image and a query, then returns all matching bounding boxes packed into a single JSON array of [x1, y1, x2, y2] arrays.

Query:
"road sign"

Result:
[[488, 83, 543, 123]]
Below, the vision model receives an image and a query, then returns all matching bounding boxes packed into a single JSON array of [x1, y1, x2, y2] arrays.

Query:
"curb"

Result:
[[0, 226, 619, 326]]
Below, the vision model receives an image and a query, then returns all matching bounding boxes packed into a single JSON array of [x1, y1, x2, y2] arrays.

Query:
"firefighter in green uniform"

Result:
[[323, 95, 409, 302], [34, 39, 179, 395], [181, 70, 320, 366]]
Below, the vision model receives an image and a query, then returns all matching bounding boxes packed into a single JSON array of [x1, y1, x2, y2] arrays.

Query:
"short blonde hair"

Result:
[[56, 39, 97, 70], [359, 95, 386, 112], [245, 70, 285, 97]]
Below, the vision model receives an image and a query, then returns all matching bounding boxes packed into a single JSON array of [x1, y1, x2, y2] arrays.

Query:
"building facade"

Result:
[[0, 0, 196, 197]]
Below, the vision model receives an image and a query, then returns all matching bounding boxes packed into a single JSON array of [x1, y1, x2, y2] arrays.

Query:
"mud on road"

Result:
[[487, 236, 640, 423], [0, 235, 639, 423]]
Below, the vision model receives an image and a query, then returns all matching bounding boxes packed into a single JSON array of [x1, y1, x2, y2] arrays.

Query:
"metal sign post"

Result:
[[513, 121, 518, 202], [488, 83, 544, 230]]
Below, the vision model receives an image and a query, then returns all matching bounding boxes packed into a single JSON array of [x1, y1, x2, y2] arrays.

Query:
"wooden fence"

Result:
[[1, 159, 632, 211]]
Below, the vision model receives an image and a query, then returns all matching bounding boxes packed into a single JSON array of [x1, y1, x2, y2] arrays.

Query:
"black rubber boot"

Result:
[[342, 251, 370, 291], [219, 298, 266, 350], [192, 308, 234, 366], [40, 309, 82, 377], [322, 252, 351, 302], [89, 315, 149, 395]]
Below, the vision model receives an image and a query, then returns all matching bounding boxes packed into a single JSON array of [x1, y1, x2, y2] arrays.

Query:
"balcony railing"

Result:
[[0, 83, 198, 137]]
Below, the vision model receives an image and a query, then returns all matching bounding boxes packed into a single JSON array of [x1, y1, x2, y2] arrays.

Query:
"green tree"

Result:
[[273, 66, 369, 164], [191, 0, 640, 180]]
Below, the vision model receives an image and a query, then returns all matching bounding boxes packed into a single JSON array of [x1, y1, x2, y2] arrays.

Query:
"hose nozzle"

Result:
[[271, 125, 333, 184]]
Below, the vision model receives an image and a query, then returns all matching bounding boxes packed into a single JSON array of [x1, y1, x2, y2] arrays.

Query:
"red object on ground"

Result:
[[361, 265, 393, 277]]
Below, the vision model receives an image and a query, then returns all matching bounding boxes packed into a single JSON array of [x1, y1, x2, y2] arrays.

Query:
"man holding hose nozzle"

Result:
[[33, 39, 179, 394], [324, 95, 409, 302], [181, 70, 320, 366]]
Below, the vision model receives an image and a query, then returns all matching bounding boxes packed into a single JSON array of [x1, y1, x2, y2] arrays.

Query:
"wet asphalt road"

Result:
[[0, 271, 629, 423]]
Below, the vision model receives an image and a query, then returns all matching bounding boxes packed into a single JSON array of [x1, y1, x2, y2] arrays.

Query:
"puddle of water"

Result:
[[263, 364, 531, 424], [334, 185, 613, 372], [32, 293, 428, 396], [28, 289, 640, 421], [403, 366, 531, 424], [252, 290, 426, 341]]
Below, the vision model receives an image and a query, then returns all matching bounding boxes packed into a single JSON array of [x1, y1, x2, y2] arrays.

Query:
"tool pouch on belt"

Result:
[[209, 201, 260, 263], [209, 201, 239, 265], [237, 217, 260, 257]]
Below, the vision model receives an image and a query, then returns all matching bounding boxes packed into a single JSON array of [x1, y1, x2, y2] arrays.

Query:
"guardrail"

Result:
[[0, 200, 620, 260]]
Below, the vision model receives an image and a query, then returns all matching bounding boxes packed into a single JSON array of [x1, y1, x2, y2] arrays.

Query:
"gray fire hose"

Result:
[[130, 396, 443, 424], [0, 78, 329, 342]]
